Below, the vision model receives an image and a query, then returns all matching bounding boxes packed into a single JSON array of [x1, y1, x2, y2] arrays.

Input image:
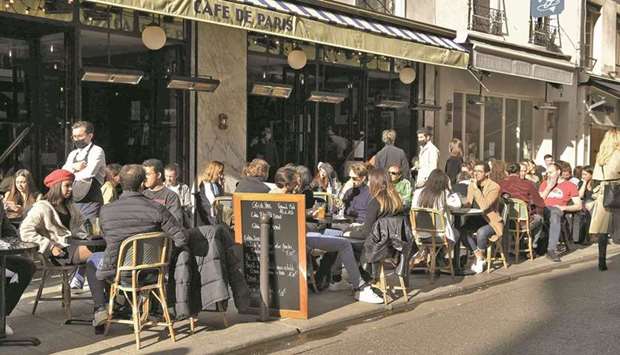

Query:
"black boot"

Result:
[[598, 234, 608, 271]]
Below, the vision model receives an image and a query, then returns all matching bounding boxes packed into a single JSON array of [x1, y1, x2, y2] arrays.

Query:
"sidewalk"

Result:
[[4, 243, 617, 354]]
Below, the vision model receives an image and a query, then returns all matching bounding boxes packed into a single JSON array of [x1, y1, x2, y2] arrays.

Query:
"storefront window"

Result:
[[505, 98, 519, 162], [465, 94, 481, 161], [1, 0, 73, 22], [453, 93, 536, 163], [520, 100, 534, 160], [483, 96, 502, 160]]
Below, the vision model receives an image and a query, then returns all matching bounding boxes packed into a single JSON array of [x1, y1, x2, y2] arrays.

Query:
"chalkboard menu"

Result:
[[233, 193, 308, 319]]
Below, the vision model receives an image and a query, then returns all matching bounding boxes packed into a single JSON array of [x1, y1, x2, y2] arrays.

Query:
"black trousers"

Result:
[[4, 255, 35, 315]]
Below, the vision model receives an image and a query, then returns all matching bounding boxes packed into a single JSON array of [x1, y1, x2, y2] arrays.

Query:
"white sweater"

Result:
[[19, 200, 86, 254]]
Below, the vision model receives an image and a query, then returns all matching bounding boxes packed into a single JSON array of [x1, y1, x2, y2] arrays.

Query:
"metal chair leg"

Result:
[[32, 270, 49, 315], [61, 271, 72, 319]]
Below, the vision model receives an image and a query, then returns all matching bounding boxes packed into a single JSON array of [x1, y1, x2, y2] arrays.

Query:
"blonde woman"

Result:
[[589, 129, 620, 271], [195, 161, 225, 225]]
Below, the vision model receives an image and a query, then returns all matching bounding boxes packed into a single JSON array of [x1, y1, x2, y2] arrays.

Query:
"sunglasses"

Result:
[[389, 171, 401, 175]]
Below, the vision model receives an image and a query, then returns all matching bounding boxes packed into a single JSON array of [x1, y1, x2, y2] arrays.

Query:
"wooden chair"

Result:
[[506, 198, 534, 263], [409, 207, 454, 282], [373, 260, 409, 307], [486, 199, 510, 273], [103, 232, 178, 350], [31, 254, 91, 320]]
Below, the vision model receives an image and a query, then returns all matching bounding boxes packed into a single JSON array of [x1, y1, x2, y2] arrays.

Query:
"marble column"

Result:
[[197, 23, 247, 190]]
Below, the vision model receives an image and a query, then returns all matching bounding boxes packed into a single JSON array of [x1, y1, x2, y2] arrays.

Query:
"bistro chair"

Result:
[[372, 260, 409, 307], [506, 198, 534, 263], [31, 254, 91, 321], [486, 199, 510, 273], [409, 207, 454, 282], [103, 232, 180, 350]]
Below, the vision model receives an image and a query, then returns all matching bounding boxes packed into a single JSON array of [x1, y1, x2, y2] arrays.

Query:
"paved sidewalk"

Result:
[[4, 243, 617, 354]]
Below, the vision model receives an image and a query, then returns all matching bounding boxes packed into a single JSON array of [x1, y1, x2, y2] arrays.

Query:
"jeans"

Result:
[[4, 256, 35, 316], [468, 224, 495, 251], [86, 252, 108, 308], [544, 206, 564, 252], [75, 201, 101, 221], [306, 233, 363, 289]]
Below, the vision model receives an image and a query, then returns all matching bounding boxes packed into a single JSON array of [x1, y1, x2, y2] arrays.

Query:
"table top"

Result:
[[67, 236, 106, 247], [450, 207, 484, 216], [0, 239, 38, 256]]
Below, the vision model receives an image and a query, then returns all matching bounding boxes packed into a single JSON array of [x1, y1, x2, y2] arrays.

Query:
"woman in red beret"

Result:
[[19, 169, 91, 265]]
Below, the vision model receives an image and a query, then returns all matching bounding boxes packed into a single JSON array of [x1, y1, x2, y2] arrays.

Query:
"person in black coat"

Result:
[[445, 138, 464, 185], [85, 164, 188, 327], [235, 159, 270, 193]]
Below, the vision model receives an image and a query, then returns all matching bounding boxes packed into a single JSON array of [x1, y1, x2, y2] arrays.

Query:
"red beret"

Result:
[[44, 169, 75, 188]]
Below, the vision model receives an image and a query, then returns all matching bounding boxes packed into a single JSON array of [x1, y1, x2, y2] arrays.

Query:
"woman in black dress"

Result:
[[445, 138, 463, 185]]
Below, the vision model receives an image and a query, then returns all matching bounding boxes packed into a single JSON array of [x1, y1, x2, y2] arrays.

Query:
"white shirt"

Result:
[[62, 142, 106, 185], [416, 141, 439, 188], [167, 183, 192, 209], [411, 188, 461, 242]]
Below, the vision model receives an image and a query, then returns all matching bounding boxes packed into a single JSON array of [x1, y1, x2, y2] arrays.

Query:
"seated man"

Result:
[[500, 162, 545, 246], [1, 201, 35, 336], [388, 165, 412, 209], [86, 164, 188, 327], [339, 163, 371, 224], [538, 162, 581, 262], [463, 161, 504, 273], [142, 159, 184, 225]]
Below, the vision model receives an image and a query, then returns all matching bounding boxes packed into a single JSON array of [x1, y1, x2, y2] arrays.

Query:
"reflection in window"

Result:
[[505, 99, 518, 162], [465, 94, 481, 161], [483, 96, 502, 160], [520, 101, 533, 160]]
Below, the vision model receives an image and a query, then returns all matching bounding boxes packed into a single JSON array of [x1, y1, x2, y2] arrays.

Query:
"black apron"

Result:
[[71, 144, 103, 204]]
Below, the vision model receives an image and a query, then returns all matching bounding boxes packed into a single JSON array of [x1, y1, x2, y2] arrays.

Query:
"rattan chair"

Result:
[[486, 200, 510, 273], [103, 232, 177, 350], [372, 260, 409, 307], [409, 207, 454, 282], [213, 195, 233, 227], [31, 254, 90, 320], [506, 198, 534, 263]]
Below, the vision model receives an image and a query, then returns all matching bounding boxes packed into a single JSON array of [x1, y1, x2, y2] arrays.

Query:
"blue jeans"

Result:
[[306, 232, 363, 289], [85, 252, 107, 308], [544, 206, 563, 252], [468, 224, 495, 251]]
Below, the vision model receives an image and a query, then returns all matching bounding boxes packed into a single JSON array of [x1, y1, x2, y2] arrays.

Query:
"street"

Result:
[[242, 255, 620, 355]]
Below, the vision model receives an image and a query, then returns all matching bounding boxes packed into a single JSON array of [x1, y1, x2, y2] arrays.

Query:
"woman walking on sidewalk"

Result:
[[589, 129, 620, 271]]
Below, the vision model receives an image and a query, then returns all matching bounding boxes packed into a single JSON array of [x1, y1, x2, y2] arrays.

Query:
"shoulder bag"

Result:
[[602, 166, 620, 209]]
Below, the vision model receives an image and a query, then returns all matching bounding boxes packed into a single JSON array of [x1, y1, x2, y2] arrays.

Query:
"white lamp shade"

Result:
[[399, 66, 416, 84], [142, 25, 167, 50], [287, 49, 307, 70]]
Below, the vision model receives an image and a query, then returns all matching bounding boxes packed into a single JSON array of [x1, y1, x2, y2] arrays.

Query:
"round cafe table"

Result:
[[449, 207, 484, 276], [0, 240, 40, 346]]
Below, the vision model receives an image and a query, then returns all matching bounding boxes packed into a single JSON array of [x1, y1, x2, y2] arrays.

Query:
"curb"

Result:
[[219, 246, 618, 354]]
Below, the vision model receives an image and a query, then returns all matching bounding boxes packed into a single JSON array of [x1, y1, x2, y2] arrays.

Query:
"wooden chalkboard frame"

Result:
[[233, 193, 308, 320]]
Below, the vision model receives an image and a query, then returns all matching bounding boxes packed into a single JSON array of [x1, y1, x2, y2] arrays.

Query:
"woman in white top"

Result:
[[411, 169, 461, 243]]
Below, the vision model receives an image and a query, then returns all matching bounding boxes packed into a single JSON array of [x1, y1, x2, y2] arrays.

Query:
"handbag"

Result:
[[601, 166, 620, 209]]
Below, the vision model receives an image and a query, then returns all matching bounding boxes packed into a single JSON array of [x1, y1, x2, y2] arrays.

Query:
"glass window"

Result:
[[465, 94, 481, 161], [520, 100, 534, 160], [505, 99, 519, 162], [453, 93, 463, 142], [483, 96, 502, 160]]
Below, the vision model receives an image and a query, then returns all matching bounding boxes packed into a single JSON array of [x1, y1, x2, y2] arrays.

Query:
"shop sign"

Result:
[[530, 0, 564, 18], [194, 0, 294, 32]]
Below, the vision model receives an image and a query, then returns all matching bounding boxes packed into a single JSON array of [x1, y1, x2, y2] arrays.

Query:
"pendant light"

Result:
[[399, 65, 416, 84], [142, 15, 167, 50], [287, 44, 307, 70]]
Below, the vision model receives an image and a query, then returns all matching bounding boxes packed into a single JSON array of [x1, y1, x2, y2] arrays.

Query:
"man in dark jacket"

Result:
[[235, 158, 270, 193], [374, 129, 411, 180], [1, 200, 35, 336], [85, 164, 187, 327]]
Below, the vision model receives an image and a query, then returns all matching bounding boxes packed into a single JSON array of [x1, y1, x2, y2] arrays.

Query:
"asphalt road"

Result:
[[244, 255, 620, 355]]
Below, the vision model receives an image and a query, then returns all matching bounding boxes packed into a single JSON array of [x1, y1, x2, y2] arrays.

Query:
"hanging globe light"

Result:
[[399, 66, 416, 84], [287, 48, 307, 70], [142, 24, 167, 50]]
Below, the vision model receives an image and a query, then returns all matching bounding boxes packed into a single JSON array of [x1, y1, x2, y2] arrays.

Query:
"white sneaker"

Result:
[[355, 286, 384, 304], [328, 280, 351, 292], [472, 259, 486, 274], [5, 322, 14, 336]]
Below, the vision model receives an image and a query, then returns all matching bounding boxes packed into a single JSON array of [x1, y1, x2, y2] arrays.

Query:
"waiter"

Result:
[[62, 121, 106, 220]]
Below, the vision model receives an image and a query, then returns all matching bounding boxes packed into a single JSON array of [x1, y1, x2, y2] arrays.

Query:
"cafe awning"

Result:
[[84, 0, 469, 69], [587, 77, 620, 98], [471, 40, 574, 85]]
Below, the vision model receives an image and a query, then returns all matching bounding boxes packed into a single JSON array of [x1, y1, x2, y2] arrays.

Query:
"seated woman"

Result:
[[235, 159, 270, 193], [20, 169, 91, 266], [272, 167, 383, 304], [196, 160, 225, 225], [1, 201, 35, 336], [411, 169, 462, 243], [311, 162, 341, 196], [3, 169, 42, 226]]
